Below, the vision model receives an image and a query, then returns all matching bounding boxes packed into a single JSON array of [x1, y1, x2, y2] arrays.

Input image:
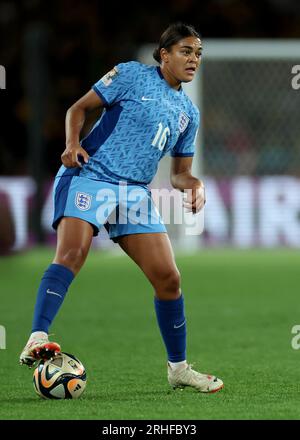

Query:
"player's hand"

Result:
[[61, 144, 89, 168], [183, 180, 206, 214]]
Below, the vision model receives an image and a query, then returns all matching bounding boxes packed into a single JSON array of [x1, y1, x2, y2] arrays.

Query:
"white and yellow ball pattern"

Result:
[[33, 352, 87, 399]]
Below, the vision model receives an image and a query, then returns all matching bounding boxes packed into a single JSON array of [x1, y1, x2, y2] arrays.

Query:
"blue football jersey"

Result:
[[78, 61, 200, 185]]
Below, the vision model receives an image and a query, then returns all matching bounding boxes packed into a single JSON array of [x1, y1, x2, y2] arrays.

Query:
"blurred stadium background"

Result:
[[1, 0, 300, 252], [1, 0, 300, 420]]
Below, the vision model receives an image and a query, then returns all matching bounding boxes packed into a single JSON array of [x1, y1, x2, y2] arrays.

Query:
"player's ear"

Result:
[[160, 48, 169, 63]]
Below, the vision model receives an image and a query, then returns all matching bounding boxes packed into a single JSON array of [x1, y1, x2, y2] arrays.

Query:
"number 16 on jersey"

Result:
[[152, 123, 170, 151]]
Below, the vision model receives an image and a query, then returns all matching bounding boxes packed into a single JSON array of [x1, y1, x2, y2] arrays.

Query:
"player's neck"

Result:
[[159, 66, 182, 90]]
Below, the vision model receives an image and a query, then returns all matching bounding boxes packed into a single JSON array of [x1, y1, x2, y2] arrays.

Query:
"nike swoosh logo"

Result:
[[141, 96, 156, 101], [174, 321, 186, 329], [46, 288, 62, 298]]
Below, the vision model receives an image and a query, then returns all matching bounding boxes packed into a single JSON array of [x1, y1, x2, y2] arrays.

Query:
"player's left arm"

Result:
[[170, 156, 205, 213]]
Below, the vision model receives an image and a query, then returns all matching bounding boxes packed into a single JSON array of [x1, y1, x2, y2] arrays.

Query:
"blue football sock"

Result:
[[154, 294, 186, 362], [31, 263, 74, 333]]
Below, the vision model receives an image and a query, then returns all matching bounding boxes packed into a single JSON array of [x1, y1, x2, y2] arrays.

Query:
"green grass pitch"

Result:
[[0, 248, 299, 420]]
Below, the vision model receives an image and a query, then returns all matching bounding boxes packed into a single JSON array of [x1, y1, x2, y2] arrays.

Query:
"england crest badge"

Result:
[[178, 112, 190, 133], [75, 192, 92, 211]]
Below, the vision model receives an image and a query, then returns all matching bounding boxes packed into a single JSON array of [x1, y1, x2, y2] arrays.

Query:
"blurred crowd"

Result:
[[1, 0, 300, 177]]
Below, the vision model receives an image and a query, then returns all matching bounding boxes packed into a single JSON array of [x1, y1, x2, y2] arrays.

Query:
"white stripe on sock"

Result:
[[169, 360, 187, 370], [29, 331, 48, 341]]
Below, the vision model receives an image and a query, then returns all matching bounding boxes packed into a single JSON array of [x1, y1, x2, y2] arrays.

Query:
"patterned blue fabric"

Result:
[[52, 175, 167, 238], [78, 62, 199, 185]]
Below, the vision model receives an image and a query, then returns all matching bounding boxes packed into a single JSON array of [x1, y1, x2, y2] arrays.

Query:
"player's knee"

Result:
[[57, 247, 87, 273], [167, 269, 181, 292], [154, 267, 181, 295]]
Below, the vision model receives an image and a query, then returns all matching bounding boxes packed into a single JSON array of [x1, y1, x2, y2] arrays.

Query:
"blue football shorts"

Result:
[[52, 172, 167, 241]]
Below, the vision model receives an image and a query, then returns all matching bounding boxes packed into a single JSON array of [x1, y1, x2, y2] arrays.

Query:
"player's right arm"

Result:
[[62, 90, 105, 168]]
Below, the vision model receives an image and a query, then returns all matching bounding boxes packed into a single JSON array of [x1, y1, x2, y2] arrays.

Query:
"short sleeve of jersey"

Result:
[[92, 61, 139, 106], [171, 107, 200, 157]]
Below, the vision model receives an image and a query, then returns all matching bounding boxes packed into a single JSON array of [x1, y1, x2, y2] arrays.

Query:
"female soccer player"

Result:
[[20, 22, 223, 393]]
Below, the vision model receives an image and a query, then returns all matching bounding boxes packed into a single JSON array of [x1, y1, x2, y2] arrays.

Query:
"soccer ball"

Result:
[[33, 352, 87, 399]]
